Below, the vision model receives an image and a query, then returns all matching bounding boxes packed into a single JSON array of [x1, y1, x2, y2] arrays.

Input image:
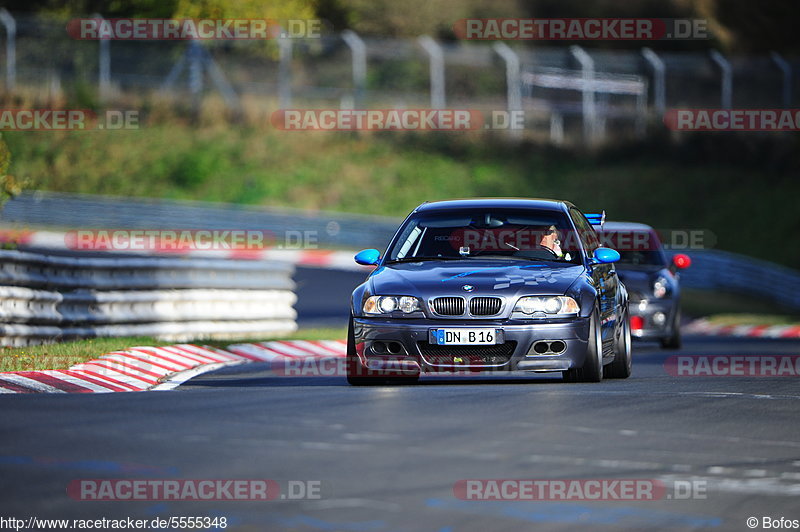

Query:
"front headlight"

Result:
[[653, 276, 670, 299], [363, 295, 421, 316], [514, 296, 580, 317]]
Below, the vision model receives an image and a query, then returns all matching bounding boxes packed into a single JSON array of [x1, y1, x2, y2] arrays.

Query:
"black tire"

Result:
[[660, 309, 682, 350], [563, 309, 603, 383], [346, 315, 383, 386], [606, 306, 632, 379]]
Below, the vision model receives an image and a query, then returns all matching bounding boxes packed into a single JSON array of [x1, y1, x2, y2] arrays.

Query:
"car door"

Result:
[[570, 208, 619, 346]]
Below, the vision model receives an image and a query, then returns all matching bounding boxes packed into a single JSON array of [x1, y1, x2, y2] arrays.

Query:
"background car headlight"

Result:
[[653, 276, 670, 299], [514, 296, 580, 316], [363, 295, 421, 315]]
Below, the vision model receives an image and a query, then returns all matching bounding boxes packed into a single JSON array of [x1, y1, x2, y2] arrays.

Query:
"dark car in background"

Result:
[[347, 198, 631, 384], [598, 222, 691, 349]]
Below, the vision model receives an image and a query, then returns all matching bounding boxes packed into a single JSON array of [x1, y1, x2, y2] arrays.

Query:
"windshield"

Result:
[[386, 208, 583, 264], [598, 229, 667, 267]]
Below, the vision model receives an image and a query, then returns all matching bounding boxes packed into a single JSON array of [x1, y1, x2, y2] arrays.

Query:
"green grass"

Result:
[[0, 336, 166, 372], [0, 328, 347, 372]]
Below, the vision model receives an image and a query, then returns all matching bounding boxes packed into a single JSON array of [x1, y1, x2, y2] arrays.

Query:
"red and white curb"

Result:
[[0, 229, 369, 271], [0, 340, 347, 394], [685, 319, 800, 339]]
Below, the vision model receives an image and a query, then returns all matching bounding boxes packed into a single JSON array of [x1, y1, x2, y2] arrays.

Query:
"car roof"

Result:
[[414, 198, 574, 213], [601, 221, 655, 232]]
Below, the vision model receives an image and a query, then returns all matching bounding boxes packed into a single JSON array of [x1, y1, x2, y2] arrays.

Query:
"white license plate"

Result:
[[430, 328, 502, 345]]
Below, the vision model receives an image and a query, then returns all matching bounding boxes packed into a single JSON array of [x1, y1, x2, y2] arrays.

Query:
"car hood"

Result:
[[368, 260, 586, 298]]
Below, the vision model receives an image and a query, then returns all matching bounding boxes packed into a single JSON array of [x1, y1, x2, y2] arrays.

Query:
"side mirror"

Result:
[[672, 253, 691, 270], [354, 249, 381, 266], [592, 247, 620, 264]]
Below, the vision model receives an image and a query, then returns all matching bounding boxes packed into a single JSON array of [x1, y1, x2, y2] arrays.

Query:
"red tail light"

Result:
[[630, 316, 644, 331], [672, 254, 691, 269]]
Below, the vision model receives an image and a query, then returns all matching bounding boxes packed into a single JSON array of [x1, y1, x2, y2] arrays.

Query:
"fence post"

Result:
[[341, 30, 367, 109], [0, 9, 16, 92], [92, 14, 111, 101], [278, 32, 293, 108], [201, 47, 241, 112], [550, 112, 564, 145], [635, 86, 648, 136], [641, 47, 665, 116], [570, 45, 599, 145], [710, 50, 732, 109], [493, 42, 522, 139], [188, 39, 204, 115], [418, 36, 445, 109], [770, 51, 792, 108]]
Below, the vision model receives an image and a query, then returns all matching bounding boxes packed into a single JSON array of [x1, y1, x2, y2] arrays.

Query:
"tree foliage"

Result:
[[2, 0, 797, 53], [172, 0, 316, 22]]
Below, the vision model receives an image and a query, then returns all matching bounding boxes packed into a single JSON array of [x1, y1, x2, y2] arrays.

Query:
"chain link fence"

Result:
[[0, 11, 798, 143]]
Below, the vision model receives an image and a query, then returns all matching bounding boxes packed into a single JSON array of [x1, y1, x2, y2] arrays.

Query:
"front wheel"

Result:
[[346, 315, 382, 386], [563, 309, 603, 383], [606, 306, 632, 379], [660, 309, 682, 350]]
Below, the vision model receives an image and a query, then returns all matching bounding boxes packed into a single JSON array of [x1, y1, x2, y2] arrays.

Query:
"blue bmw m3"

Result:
[[347, 198, 631, 384]]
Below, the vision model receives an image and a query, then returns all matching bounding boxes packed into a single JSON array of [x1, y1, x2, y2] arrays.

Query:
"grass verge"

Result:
[[0, 328, 347, 372]]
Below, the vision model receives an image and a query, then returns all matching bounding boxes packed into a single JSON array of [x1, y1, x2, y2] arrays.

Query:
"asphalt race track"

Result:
[[2, 343, 799, 530], [1, 268, 798, 531]]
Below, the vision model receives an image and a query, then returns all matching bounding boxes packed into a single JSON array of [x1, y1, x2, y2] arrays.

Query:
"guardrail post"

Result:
[[341, 30, 367, 109], [493, 42, 522, 139], [418, 35, 445, 109], [710, 50, 732, 109], [0, 9, 16, 92], [278, 31, 293, 108], [641, 47, 665, 116], [570, 45, 599, 145], [92, 14, 111, 101], [770, 51, 792, 108]]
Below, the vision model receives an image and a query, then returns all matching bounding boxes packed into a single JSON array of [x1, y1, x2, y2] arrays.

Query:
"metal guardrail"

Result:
[[3, 193, 800, 313], [1, 191, 399, 251], [0, 248, 295, 290], [667, 249, 800, 311], [0, 249, 297, 346]]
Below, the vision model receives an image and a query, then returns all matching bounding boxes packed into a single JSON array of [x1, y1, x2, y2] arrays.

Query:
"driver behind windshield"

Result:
[[538, 224, 570, 260], [387, 210, 580, 264]]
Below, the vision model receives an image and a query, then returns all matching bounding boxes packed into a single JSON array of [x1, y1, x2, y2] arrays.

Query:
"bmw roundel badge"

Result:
[[462, 284, 475, 292]]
